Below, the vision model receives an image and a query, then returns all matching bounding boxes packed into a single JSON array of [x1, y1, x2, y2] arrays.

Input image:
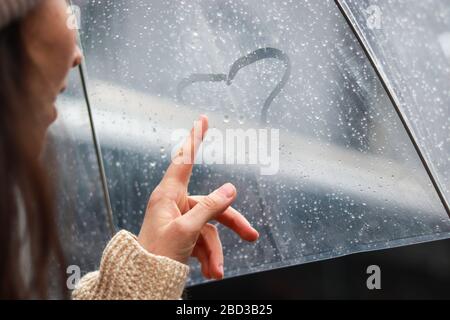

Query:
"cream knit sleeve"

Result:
[[72, 230, 190, 300]]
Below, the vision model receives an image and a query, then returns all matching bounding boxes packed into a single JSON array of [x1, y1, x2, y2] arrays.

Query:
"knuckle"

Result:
[[171, 219, 188, 234], [150, 184, 178, 204], [150, 185, 165, 202], [231, 215, 239, 228], [171, 219, 195, 235], [200, 195, 218, 211], [205, 223, 218, 233]]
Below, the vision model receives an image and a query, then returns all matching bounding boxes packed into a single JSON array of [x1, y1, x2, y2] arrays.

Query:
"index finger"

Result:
[[163, 115, 208, 186]]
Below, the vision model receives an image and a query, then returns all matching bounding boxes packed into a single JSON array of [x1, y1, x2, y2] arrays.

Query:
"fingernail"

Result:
[[219, 264, 224, 278], [217, 183, 235, 199]]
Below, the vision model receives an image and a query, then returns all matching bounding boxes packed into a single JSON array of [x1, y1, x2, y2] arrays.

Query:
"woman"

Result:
[[0, 0, 259, 299]]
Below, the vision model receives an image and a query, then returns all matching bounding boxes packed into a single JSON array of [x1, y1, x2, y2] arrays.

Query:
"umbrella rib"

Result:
[[334, 0, 450, 218]]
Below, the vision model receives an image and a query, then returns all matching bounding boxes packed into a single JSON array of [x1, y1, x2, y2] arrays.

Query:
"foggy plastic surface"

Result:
[[339, 0, 450, 211], [48, 67, 112, 275], [72, 0, 450, 285]]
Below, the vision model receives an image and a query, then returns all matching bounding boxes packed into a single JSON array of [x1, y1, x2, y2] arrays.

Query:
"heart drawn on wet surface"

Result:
[[177, 47, 291, 125]]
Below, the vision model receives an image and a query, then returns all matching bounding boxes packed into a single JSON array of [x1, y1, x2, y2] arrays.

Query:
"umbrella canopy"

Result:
[[338, 0, 450, 220], [55, 0, 450, 285]]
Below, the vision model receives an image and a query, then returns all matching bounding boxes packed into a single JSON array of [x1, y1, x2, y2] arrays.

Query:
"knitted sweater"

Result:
[[72, 230, 190, 300]]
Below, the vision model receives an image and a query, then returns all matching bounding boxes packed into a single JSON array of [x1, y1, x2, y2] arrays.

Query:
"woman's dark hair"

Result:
[[0, 20, 67, 299]]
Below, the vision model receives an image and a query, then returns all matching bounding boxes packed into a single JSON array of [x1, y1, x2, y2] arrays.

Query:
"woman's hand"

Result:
[[138, 115, 259, 280]]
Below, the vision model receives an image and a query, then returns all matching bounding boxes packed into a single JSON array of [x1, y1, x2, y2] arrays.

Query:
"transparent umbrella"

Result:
[[55, 0, 450, 285]]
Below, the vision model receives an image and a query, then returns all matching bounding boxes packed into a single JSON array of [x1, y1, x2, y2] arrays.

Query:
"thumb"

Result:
[[179, 183, 236, 231]]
